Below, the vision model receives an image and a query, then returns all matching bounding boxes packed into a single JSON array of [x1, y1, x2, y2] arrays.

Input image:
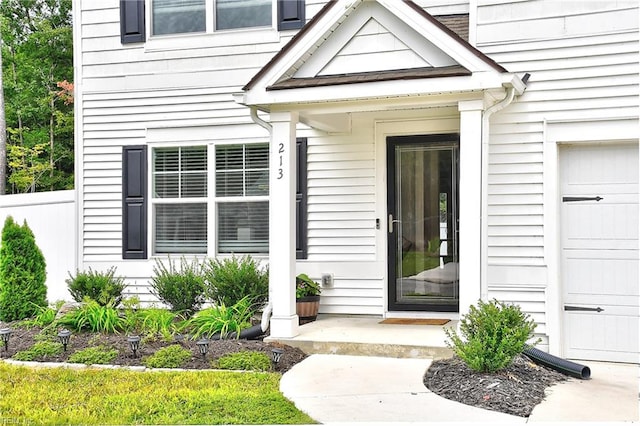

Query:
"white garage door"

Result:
[[561, 143, 639, 363]]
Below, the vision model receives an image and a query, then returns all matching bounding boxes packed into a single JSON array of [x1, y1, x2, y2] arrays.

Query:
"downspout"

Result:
[[479, 77, 527, 301], [249, 107, 274, 332], [250, 107, 272, 133]]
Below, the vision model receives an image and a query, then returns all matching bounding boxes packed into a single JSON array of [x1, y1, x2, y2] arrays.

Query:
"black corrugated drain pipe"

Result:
[[523, 347, 591, 380]]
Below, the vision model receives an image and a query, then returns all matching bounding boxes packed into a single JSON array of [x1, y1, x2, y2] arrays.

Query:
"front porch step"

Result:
[[265, 315, 455, 359]]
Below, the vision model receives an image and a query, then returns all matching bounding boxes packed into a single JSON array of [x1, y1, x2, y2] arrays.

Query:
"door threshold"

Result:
[[384, 311, 458, 320]]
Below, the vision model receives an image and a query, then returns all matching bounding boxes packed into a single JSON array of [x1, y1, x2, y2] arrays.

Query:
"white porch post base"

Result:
[[458, 99, 484, 319], [269, 315, 300, 338], [268, 111, 299, 339]]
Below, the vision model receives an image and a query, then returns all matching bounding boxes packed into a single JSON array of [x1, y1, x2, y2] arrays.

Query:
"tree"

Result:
[[0, 44, 6, 195], [1, 0, 73, 193], [0, 216, 48, 321]]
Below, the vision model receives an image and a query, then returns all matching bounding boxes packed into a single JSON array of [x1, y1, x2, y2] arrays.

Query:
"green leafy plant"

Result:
[[20, 302, 59, 328], [143, 345, 192, 369], [66, 267, 126, 307], [0, 216, 48, 322], [56, 300, 124, 333], [296, 274, 321, 299], [183, 296, 254, 339], [140, 308, 180, 341], [215, 351, 272, 372], [67, 346, 118, 365], [121, 296, 144, 333], [149, 257, 206, 316], [204, 255, 269, 307], [13, 341, 63, 361], [444, 299, 538, 373]]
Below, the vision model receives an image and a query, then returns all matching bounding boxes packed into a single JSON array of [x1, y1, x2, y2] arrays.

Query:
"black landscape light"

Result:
[[196, 338, 209, 359], [127, 335, 141, 357], [57, 329, 71, 351], [271, 348, 284, 364], [0, 328, 12, 352]]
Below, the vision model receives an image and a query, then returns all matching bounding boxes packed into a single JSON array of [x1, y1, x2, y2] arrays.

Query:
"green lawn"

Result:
[[0, 363, 316, 425]]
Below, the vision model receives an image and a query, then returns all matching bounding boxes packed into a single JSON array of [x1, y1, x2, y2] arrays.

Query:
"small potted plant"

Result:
[[296, 274, 321, 325]]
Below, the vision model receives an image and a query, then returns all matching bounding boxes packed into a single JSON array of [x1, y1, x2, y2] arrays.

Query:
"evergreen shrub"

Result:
[[445, 299, 538, 373], [149, 257, 206, 316], [204, 255, 268, 307], [66, 267, 125, 306], [0, 216, 47, 321]]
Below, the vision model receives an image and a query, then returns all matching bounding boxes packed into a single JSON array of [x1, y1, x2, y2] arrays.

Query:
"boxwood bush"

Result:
[[66, 267, 126, 307], [445, 299, 538, 373]]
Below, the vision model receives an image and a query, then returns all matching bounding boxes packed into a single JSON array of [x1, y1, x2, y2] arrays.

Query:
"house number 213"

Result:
[[277, 143, 284, 179]]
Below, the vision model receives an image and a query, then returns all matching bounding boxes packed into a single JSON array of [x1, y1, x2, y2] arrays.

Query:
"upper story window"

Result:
[[152, 0, 272, 36]]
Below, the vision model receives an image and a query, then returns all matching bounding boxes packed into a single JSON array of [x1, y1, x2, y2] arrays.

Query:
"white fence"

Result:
[[0, 190, 76, 302]]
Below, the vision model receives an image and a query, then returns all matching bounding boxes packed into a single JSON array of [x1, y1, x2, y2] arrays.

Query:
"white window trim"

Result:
[[213, 142, 270, 256], [148, 140, 270, 257], [150, 143, 209, 256], [145, 0, 279, 53]]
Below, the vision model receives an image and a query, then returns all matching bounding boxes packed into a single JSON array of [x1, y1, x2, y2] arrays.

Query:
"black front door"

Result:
[[387, 134, 459, 312]]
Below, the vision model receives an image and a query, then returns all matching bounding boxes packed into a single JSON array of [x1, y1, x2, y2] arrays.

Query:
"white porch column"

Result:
[[457, 99, 484, 318], [269, 111, 299, 338]]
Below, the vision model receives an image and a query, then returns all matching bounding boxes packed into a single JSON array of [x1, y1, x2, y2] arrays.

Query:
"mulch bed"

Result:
[[0, 324, 307, 373], [3, 322, 572, 418], [423, 354, 569, 417]]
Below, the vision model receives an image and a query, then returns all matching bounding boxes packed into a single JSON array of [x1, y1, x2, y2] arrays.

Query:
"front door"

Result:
[[387, 134, 459, 312]]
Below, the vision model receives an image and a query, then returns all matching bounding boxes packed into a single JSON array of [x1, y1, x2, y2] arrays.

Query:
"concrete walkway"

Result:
[[281, 354, 639, 424]]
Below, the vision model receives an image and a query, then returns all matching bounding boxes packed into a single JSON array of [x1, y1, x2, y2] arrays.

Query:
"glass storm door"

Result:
[[387, 135, 459, 312]]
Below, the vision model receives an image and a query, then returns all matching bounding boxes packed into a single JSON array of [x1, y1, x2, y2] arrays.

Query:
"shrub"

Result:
[[13, 341, 63, 361], [144, 345, 192, 369], [182, 296, 254, 339], [445, 299, 538, 373], [66, 267, 126, 306], [56, 300, 124, 333], [215, 351, 271, 372], [68, 346, 119, 365], [149, 257, 206, 316], [0, 216, 47, 322], [204, 255, 268, 307]]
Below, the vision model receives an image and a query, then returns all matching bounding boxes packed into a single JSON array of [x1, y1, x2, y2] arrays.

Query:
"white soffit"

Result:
[[294, 1, 457, 79]]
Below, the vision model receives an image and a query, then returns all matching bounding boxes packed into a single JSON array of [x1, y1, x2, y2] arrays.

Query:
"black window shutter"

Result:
[[122, 146, 148, 259], [278, 0, 305, 31], [296, 138, 308, 259], [120, 0, 145, 44]]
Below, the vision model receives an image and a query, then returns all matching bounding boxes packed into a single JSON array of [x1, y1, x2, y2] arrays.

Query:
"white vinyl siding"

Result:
[[306, 131, 377, 262], [477, 0, 638, 334], [478, 1, 638, 266]]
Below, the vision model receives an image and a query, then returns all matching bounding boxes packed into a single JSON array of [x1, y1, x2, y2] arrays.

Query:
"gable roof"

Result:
[[240, 0, 523, 108]]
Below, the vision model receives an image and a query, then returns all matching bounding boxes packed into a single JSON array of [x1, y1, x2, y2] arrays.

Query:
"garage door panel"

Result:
[[561, 142, 639, 363], [565, 203, 639, 243], [563, 144, 638, 184], [564, 257, 639, 297], [565, 312, 639, 363]]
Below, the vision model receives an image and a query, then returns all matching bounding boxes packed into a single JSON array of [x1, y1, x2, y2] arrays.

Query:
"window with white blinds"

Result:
[[216, 144, 269, 253], [152, 146, 207, 254], [151, 0, 271, 35]]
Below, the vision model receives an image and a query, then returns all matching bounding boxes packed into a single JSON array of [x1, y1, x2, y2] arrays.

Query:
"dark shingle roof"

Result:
[[267, 65, 471, 90]]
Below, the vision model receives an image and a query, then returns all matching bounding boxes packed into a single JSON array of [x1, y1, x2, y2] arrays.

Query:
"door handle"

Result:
[[564, 305, 604, 312], [388, 214, 400, 234]]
